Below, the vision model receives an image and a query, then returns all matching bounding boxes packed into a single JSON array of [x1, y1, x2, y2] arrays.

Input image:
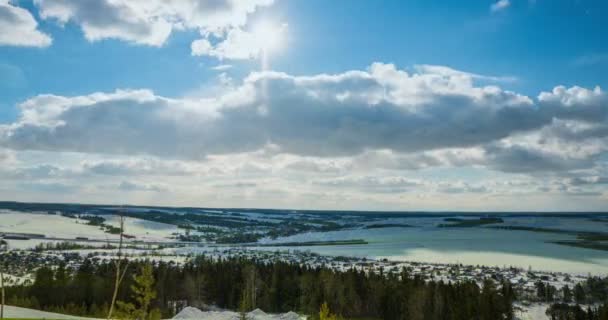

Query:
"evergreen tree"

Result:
[[115, 263, 160, 320], [574, 283, 586, 304]]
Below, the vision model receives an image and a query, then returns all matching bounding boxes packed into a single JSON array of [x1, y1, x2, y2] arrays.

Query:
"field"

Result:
[[1, 202, 608, 275]]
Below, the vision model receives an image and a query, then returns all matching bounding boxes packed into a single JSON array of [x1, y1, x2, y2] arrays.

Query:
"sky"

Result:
[[0, 0, 607, 211]]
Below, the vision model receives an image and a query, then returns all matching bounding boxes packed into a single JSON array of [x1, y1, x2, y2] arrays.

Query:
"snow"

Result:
[[515, 303, 550, 320], [2, 305, 101, 319], [1, 273, 32, 286], [172, 307, 305, 320], [103, 215, 179, 242], [0, 211, 111, 240], [0, 211, 179, 249], [173, 306, 208, 319]]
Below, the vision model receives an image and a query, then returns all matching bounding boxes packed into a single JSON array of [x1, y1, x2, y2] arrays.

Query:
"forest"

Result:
[[3, 255, 519, 320], [3, 255, 608, 319]]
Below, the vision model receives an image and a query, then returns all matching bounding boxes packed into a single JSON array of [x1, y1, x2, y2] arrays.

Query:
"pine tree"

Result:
[[116, 263, 160, 320], [574, 283, 586, 304], [319, 302, 341, 320]]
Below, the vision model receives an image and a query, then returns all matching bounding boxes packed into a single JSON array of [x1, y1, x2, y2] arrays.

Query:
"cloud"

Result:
[[483, 143, 597, 173], [192, 28, 263, 59], [214, 181, 257, 188], [0, 1, 52, 47], [573, 53, 608, 67], [18, 181, 77, 193], [1, 63, 606, 176], [191, 22, 287, 60], [211, 64, 233, 71], [567, 176, 608, 186], [118, 180, 168, 192], [81, 158, 193, 176], [0, 148, 15, 164], [437, 182, 488, 194], [34, 0, 273, 47], [314, 176, 423, 193], [490, 0, 511, 12], [415, 65, 517, 83]]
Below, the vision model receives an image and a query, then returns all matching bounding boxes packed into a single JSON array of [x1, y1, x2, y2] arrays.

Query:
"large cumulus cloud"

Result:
[[33, 0, 273, 47], [1, 63, 606, 170], [0, 0, 52, 47]]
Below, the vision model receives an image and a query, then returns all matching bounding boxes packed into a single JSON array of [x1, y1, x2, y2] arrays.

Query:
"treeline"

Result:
[[545, 303, 608, 320], [534, 277, 608, 304], [6, 256, 517, 319], [33, 241, 116, 252], [543, 276, 608, 320]]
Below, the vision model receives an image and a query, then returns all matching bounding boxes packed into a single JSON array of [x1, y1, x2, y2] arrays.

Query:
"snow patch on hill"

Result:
[[172, 307, 305, 319]]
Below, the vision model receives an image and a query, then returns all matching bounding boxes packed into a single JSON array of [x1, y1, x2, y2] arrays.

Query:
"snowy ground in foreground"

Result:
[[173, 307, 305, 320], [2, 305, 100, 319]]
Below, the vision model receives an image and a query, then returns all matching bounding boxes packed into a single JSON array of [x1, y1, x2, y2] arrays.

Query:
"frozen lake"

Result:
[[257, 221, 608, 275]]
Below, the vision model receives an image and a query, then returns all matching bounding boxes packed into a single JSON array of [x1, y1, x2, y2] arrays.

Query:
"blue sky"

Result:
[[0, 0, 607, 210]]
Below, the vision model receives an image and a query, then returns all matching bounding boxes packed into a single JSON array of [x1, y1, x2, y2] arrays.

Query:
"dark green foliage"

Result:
[[438, 217, 504, 228], [5, 256, 516, 320], [79, 215, 106, 226], [33, 241, 115, 252], [545, 303, 608, 320]]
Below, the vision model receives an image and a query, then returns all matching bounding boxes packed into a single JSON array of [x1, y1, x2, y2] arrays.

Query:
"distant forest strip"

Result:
[[550, 241, 608, 252], [364, 223, 413, 229], [1, 200, 607, 219], [250, 239, 368, 247], [488, 225, 608, 253], [5, 256, 517, 320], [438, 217, 504, 228]]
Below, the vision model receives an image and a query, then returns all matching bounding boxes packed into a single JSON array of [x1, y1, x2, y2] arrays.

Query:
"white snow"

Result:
[[172, 307, 305, 320], [2, 305, 101, 319], [103, 215, 179, 242], [515, 303, 550, 320], [1, 273, 32, 286], [0, 211, 112, 240]]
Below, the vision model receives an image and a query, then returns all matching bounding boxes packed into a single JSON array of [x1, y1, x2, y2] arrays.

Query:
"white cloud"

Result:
[[211, 64, 233, 71], [491, 0, 511, 12], [191, 23, 287, 60], [314, 176, 423, 193], [34, 0, 273, 47], [192, 27, 262, 59], [0, 148, 16, 166], [118, 180, 168, 192], [1, 63, 606, 167], [415, 65, 517, 83], [0, 0, 52, 47]]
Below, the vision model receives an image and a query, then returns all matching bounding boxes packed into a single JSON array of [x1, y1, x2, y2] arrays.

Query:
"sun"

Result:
[[252, 21, 286, 54]]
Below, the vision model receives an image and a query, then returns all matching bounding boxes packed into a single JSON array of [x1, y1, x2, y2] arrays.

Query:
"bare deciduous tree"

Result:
[[1, 237, 8, 320], [107, 208, 130, 320]]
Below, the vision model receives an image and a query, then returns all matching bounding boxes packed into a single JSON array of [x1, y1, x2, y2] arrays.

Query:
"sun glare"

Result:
[[252, 21, 286, 53]]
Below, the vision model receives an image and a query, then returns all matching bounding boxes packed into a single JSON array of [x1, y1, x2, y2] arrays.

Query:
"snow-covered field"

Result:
[[0, 210, 179, 249], [103, 215, 179, 242], [0, 211, 111, 239]]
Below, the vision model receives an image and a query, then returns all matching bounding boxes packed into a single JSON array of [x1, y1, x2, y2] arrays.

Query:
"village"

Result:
[[0, 242, 590, 307]]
